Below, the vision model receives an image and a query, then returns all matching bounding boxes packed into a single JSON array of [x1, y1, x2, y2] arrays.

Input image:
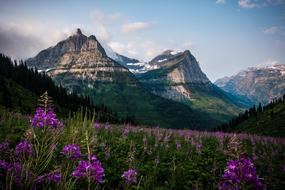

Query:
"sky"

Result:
[[0, 0, 284, 81]]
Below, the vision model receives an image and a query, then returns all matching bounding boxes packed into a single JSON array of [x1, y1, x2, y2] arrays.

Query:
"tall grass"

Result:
[[0, 109, 284, 189]]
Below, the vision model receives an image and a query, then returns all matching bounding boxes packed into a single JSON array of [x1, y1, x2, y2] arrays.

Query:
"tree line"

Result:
[[214, 94, 285, 131], [0, 53, 135, 124]]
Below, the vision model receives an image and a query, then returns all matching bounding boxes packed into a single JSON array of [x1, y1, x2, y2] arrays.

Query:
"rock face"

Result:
[[137, 50, 244, 122], [26, 29, 132, 85], [215, 65, 285, 104], [138, 50, 211, 100]]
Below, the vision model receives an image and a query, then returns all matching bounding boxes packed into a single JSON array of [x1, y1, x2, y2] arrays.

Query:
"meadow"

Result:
[[0, 107, 284, 190]]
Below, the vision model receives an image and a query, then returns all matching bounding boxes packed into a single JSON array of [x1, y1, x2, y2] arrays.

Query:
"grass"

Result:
[[0, 109, 284, 189]]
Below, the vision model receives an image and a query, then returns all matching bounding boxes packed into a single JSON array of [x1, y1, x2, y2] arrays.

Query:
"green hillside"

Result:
[[53, 72, 221, 129], [216, 96, 285, 137], [138, 67, 244, 126]]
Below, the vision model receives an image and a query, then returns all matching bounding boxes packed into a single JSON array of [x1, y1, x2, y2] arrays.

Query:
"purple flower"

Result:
[[31, 107, 61, 129], [94, 121, 100, 129], [122, 127, 130, 136], [47, 171, 61, 183], [72, 154, 104, 184], [15, 141, 33, 157], [72, 160, 90, 178], [35, 171, 61, 184], [218, 157, 263, 190], [61, 144, 81, 160], [90, 158, 105, 183], [104, 122, 111, 130], [122, 169, 138, 184], [195, 143, 202, 153], [0, 160, 10, 170], [176, 141, 181, 150], [0, 142, 9, 152]]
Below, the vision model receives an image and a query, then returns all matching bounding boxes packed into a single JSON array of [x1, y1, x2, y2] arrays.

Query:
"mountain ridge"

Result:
[[26, 29, 223, 129], [215, 64, 285, 105]]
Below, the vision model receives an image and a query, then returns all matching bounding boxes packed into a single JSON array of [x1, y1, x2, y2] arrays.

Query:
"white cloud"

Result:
[[183, 41, 194, 50], [0, 20, 74, 59], [121, 22, 152, 33], [264, 26, 285, 36], [108, 39, 163, 61], [238, 0, 284, 8], [90, 10, 114, 43], [216, 0, 226, 4], [238, 0, 259, 8]]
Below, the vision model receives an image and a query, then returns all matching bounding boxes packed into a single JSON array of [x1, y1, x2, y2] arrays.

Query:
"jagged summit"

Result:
[[26, 28, 130, 83], [145, 49, 209, 84], [76, 28, 82, 35]]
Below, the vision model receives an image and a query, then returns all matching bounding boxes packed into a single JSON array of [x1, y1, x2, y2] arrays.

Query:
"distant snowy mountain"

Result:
[[215, 64, 285, 104]]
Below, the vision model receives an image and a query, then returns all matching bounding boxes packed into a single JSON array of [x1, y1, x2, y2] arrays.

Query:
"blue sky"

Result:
[[0, 0, 284, 81]]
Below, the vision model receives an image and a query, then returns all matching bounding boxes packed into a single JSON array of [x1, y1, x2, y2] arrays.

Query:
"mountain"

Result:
[[215, 95, 285, 137], [215, 64, 285, 105], [26, 29, 220, 129], [0, 53, 119, 122], [137, 50, 245, 124]]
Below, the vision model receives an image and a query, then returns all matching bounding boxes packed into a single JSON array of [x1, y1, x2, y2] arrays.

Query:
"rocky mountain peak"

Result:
[[76, 28, 82, 35], [26, 28, 130, 84]]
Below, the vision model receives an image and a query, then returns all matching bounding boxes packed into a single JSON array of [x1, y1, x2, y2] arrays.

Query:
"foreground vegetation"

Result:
[[0, 105, 284, 190]]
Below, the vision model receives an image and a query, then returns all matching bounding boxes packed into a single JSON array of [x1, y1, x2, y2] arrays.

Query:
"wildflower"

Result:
[[104, 122, 110, 130], [72, 154, 104, 184], [0, 159, 10, 170], [122, 169, 138, 184], [61, 144, 81, 160], [50, 144, 57, 151], [90, 157, 105, 183], [122, 127, 130, 136], [47, 171, 61, 183], [72, 160, 90, 178], [31, 107, 61, 129], [15, 141, 33, 157], [0, 142, 9, 152], [176, 141, 181, 150], [94, 121, 100, 129], [195, 143, 202, 153], [35, 171, 61, 184], [218, 156, 263, 190]]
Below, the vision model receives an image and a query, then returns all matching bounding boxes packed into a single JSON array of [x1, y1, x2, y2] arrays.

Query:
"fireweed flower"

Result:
[[0, 142, 9, 152], [122, 169, 138, 184], [104, 122, 111, 130], [47, 171, 61, 183], [31, 107, 62, 129], [218, 156, 263, 190], [122, 127, 130, 136], [176, 141, 181, 150], [61, 144, 81, 160], [72, 154, 104, 184], [15, 141, 33, 157], [0, 159, 10, 170], [94, 121, 100, 129], [35, 171, 61, 184]]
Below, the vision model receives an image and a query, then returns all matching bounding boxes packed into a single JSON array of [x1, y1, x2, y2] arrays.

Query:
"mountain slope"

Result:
[[215, 64, 285, 105], [216, 96, 285, 137], [0, 53, 119, 122], [137, 50, 245, 125], [26, 29, 220, 129]]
